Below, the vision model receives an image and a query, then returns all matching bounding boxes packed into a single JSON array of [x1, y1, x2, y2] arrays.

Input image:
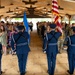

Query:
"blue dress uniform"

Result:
[[0, 43, 2, 75], [11, 26, 30, 75], [44, 24, 61, 75], [64, 27, 75, 75]]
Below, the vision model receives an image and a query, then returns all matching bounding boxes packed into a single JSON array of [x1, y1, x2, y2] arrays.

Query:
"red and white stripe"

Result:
[[52, 0, 62, 33]]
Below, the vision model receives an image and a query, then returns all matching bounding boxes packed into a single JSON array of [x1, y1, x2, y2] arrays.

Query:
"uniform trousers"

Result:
[[47, 53, 57, 75], [17, 53, 28, 74], [68, 53, 75, 74]]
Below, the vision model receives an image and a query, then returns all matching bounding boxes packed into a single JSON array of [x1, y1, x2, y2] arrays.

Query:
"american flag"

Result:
[[52, 0, 62, 33]]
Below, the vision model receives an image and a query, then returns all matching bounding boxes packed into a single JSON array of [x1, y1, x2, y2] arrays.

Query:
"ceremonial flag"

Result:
[[23, 12, 30, 44], [52, 0, 62, 33], [23, 12, 29, 32]]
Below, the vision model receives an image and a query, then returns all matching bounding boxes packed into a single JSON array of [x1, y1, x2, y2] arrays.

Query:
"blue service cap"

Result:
[[71, 26, 75, 31], [17, 25, 25, 30], [49, 23, 56, 29]]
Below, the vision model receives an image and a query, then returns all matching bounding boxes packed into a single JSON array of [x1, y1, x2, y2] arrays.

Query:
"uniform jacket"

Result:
[[65, 34, 75, 54], [11, 31, 30, 54], [44, 30, 61, 55]]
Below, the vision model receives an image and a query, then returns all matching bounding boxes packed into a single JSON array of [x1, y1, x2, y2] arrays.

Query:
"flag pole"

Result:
[[51, 0, 54, 23]]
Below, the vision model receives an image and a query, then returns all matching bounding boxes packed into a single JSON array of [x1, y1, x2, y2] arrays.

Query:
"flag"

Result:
[[52, 0, 62, 33], [23, 12, 29, 32], [23, 12, 30, 44]]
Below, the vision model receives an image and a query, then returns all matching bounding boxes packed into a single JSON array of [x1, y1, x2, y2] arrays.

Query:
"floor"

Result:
[[1, 31, 74, 75]]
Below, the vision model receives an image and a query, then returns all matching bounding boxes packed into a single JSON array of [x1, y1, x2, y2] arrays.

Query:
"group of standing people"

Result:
[[43, 23, 75, 75], [0, 24, 30, 75], [0, 21, 75, 75]]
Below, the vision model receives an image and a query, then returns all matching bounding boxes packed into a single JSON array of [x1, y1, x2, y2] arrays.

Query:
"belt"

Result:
[[17, 42, 28, 46], [71, 44, 75, 46], [48, 43, 57, 45]]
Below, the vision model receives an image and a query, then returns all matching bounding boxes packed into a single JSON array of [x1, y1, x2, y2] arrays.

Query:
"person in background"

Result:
[[0, 25, 7, 55], [43, 23, 62, 75], [41, 24, 46, 39], [29, 22, 33, 31], [58, 23, 65, 53], [8, 25, 18, 55], [69, 23, 75, 36], [43, 25, 50, 53], [65, 23, 70, 37], [11, 25, 30, 75], [64, 26, 75, 75], [0, 30, 2, 75]]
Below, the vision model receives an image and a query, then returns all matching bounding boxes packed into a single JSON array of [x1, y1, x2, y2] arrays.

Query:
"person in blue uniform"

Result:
[[11, 25, 30, 75], [64, 26, 75, 75], [43, 23, 61, 75]]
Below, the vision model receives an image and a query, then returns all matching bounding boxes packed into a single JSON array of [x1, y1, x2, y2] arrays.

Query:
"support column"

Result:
[[66, 14, 71, 25]]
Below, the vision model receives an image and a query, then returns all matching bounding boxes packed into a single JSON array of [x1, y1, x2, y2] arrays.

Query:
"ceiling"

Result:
[[0, 0, 75, 18]]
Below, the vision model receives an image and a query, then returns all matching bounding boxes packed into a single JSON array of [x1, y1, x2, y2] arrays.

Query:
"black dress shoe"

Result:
[[20, 73, 26, 75], [1, 71, 3, 74], [67, 70, 70, 74], [47, 70, 49, 73], [20, 73, 23, 75], [49, 74, 53, 75], [47, 70, 52, 75], [67, 70, 73, 75], [0, 71, 2, 75], [47, 70, 53, 75], [0, 71, 4, 74], [23, 73, 25, 75]]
